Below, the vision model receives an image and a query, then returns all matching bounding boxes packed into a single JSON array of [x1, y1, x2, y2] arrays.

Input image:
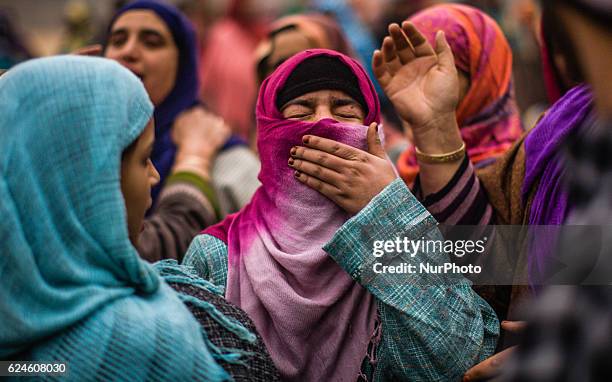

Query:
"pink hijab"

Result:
[[204, 49, 380, 381]]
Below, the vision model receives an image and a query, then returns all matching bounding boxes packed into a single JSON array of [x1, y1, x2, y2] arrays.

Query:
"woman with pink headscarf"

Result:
[[184, 48, 498, 381]]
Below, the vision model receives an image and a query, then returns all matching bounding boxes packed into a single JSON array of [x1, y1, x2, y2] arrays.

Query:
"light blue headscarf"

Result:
[[0, 56, 229, 380]]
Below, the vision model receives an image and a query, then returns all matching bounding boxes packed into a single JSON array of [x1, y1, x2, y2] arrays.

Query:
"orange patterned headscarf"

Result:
[[397, 4, 523, 185]]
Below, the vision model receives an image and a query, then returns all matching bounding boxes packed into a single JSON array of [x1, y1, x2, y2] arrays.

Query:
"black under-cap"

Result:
[[276, 55, 368, 114]]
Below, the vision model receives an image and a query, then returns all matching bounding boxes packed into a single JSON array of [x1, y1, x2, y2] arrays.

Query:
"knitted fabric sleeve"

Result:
[[323, 178, 499, 381], [182, 234, 230, 289], [413, 155, 494, 225]]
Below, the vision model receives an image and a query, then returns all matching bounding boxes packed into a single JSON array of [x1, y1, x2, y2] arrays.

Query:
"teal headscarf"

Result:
[[0, 56, 228, 381]]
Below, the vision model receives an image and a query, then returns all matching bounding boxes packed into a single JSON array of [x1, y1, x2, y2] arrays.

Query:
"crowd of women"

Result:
[[1, 0, 611, 380]]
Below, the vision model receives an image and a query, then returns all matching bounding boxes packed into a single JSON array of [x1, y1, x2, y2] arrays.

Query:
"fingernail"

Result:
[[288, 158, 294, 166], [291, 147, 297, 155], [375, 124, 379, 132], [303, 136, 310, 144], [294, 171, 300, 178]]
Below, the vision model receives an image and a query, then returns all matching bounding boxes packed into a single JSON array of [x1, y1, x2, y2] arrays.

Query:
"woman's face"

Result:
[[121, 119, 160, 246], [106, 10, 179, 106], [281, 89, 366, 125]]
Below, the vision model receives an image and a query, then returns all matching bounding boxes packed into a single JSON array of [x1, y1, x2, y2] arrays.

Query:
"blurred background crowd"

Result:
[[0, 0, 550, 140], [2, 1, 612, 380]]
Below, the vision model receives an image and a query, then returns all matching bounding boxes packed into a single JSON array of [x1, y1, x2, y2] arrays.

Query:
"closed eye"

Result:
[[286, 111, 313, 119], [281, 101, 315, 119], [334, 105, 363, 120]]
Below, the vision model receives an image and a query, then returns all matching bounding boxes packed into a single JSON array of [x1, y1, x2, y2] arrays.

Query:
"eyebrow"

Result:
[[331, 97, 361, 108], [139, 29, 165, 39], [109, 28, 165, 39], [110, 28, 127, 37], [281, 98, 316, 110]]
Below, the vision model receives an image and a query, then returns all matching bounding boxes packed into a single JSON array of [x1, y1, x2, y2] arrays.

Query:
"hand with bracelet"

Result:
[[373, 22, 465, 196], [171, 105, 231, 181]]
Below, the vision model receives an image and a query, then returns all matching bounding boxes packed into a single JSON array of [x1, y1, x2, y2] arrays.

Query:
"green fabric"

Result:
[[184, 179, 499, 381], [167, 171, 222, 219], [0, 56, 229, 381]]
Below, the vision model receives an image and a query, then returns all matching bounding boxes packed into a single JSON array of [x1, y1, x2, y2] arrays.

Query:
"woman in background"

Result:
[[254, 12, 355, 84], [373, 7, 594, 379], [198, 0, 269, 142], [102, 1, 260, 259], [394, 4, 524, 186], [106, 0, 260, 214]]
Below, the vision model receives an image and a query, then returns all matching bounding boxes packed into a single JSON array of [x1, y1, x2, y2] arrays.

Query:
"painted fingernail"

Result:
[[294, 171, 300, 178], [291, 147, 297, 155], [303, 136, 310, 144], [288, 158, 294, 166]]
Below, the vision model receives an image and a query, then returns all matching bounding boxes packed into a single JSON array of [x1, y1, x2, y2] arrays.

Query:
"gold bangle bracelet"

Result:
[[415, 142, 466, 164]]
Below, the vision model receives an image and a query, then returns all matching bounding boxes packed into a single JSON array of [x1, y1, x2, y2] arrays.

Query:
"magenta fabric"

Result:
[[204, 49, 380, 381]]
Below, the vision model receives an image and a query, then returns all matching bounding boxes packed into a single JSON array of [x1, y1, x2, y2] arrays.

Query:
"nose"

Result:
[[314, 105, 335, 122], [117, 37, 140, 65], [150, 161, 161, 186]]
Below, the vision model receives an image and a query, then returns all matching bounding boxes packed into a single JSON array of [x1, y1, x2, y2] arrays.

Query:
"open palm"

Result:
[[373, 23, 459, 133]]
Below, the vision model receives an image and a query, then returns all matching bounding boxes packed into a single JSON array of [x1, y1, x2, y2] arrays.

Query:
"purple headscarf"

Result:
[[205, 49, 381, 381], [522, 84, 593, 282]]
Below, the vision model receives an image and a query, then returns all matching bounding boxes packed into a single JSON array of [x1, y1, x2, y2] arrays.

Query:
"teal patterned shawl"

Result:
[[0, 56, 229, 381]]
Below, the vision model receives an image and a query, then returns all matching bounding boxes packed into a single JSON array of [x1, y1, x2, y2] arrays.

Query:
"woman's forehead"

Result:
[[290, 89, 358, 101], [112, 9, 172, 37]]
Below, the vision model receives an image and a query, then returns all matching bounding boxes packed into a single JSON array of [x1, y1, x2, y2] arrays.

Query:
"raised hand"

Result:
[[171, 106, 231, 181], [374, 22, 465, 196], [373, 22, 459, 135], [172, 106, 231, 155]]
